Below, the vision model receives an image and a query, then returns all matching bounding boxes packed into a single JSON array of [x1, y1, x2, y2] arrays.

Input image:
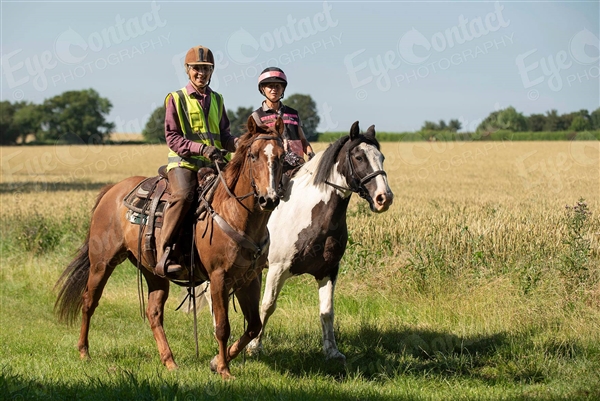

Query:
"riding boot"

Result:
[[156, 167, 197, 278]]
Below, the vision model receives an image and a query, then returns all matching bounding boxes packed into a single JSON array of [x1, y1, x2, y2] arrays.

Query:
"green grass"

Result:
[[1, 190, 599, 400], [2, 245, 600, 400]]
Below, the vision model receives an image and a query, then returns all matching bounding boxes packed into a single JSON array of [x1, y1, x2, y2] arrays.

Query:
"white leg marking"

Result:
[[247, 264, 293, 355], [318, 276, 346, 362]]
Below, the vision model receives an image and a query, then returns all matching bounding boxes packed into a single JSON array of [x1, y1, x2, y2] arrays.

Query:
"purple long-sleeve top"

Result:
[[164, 82, 236, 158]]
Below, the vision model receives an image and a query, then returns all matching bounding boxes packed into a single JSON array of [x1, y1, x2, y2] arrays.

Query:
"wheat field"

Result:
[[1, 140, 599, 399]]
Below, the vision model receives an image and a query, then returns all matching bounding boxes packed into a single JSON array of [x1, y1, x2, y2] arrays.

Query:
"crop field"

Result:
[[1, 140, 599, 400]]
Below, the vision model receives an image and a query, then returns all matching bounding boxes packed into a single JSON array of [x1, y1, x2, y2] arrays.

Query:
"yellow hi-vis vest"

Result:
[[166, 88, 226, 172]]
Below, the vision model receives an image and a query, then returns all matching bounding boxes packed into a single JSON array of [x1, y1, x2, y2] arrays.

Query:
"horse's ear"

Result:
[[274, 116, 285, 136], [350, 121, 360, 140], [366, 124, 376, 138], [247, 115, 257, 134]]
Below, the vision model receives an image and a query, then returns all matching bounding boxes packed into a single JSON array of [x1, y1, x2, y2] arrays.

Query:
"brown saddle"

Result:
[[122, 165, 218, 269]]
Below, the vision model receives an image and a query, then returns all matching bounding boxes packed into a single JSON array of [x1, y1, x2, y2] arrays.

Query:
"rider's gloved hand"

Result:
[[201, 145, 223, 162]]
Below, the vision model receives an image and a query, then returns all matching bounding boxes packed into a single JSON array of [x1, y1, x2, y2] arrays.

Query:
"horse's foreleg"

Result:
[[78, 251, 126, 360], [142, 269, 177, 370], [247, 264, 292, 355], [209, 270, 232, 379], [318, 274, 346, 362], [227, 276, 262, 361]]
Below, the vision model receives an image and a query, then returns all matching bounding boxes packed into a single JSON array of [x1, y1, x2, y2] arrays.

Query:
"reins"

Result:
[[199, 134, 281, 266]]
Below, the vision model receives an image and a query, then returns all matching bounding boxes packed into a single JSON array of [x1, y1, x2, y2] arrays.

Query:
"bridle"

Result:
[[215, 134, 283, 207], [325, 140, 387, 201]]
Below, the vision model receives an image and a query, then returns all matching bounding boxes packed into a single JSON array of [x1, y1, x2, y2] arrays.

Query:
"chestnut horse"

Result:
[[55, 116, 285, 379]]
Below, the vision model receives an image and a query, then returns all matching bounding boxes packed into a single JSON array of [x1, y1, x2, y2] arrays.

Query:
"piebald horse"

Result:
[[195, 121, 393, 362]]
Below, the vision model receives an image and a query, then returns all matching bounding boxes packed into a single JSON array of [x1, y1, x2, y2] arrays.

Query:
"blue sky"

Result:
[[1, 1, 598, 133]]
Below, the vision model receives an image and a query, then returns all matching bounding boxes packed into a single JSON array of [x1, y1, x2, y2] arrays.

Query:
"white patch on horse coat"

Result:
[[318, 277, 344, 360], [266, 153, 349, 264]]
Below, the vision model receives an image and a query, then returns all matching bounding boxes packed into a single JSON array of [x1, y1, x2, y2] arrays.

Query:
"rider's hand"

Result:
[[202, 145, 223, 161]]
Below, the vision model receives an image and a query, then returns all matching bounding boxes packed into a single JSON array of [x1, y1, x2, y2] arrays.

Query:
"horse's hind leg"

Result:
[[78, 245, 127, 360], [227, 276, 262, 361], [318, 273, 346, 362], [140, 268, 178, 370]]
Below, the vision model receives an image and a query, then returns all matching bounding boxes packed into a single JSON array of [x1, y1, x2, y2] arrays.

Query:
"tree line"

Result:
[[1, 89, 114, 145], [422, 106, 600, 134], [1, 88, 598, 146], [141, 93, 320, 143], [0, 89, 320, 145]]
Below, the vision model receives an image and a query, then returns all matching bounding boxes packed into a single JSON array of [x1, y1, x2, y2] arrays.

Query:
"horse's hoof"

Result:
[[246, 339, 263, 356], [325, 350, 346, 364], [209, 356, 235, 380], [79, 350, 90, 361], [220, 372, 235, 380], [209, 356, 218, 373], [166, 361, 179, 371]]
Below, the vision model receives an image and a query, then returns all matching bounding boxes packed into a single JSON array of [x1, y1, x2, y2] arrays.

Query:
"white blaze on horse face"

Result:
[[262, 143, 278, 192], [358, 143, 392, 203]]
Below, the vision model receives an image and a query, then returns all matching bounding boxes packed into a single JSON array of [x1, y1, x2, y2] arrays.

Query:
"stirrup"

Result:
[[155, 246, 171, 277]]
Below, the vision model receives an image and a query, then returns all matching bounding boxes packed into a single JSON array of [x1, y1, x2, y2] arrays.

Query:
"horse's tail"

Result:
[[54, 184, 115, 325]]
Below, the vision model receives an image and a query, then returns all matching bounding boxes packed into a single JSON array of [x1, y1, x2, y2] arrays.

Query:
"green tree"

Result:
[[448, 119, 462, 132], [544, 109, 560, 131], [421, 121, 439, 131], [477, 106, 528, 133], [0, 101, 43, 144], [13, 102, 43, 143], [39, 89, 115, 144], [142, 105, 166, 143], [285, 93, 320, 140], [558, 112, 576, 131], [590, 107, 600, 130], [227, 106, 254, 137], [569, 115, 591, 131], [0, 101, 19, 145], [438, 120, 447, 130], [527, 113, 546, 132]]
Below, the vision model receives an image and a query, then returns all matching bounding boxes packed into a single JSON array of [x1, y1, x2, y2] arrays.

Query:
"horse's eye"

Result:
[[355, 156, 363, 162], [250, 153, 258, 161]]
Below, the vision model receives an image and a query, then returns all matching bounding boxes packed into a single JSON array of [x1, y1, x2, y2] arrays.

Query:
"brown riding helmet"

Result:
[[184, 45, 214, 66]]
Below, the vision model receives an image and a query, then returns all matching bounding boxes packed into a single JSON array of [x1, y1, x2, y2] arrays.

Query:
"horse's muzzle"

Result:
[[371, 189, 394, 213], [258, 192, 280, 211]]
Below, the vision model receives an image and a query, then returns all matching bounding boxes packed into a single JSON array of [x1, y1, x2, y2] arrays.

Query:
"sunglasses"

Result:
[[188, 64, 212, 73]]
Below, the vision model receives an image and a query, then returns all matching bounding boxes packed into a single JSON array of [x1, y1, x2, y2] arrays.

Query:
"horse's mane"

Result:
[[312, 132, 381, 187]]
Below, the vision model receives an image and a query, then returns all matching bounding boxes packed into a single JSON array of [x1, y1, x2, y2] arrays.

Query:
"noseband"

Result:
[[326, 141, 387, 201]]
